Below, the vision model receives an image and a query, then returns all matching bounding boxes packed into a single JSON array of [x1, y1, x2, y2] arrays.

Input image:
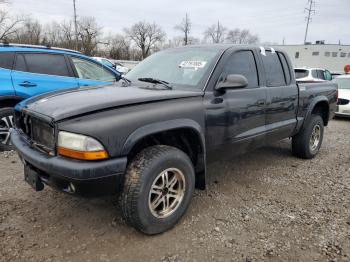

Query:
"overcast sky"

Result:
[[7, 0, 350, 45]]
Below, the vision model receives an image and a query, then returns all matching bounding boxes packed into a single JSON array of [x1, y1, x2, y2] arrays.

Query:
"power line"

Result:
[[304, 0, 315, 44]]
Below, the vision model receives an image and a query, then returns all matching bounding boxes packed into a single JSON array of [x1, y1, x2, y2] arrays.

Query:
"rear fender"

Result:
[[303, 96, 329, 127]]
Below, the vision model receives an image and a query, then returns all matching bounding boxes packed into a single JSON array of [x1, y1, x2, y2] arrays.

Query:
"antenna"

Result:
[[304, 0, 316, 44]]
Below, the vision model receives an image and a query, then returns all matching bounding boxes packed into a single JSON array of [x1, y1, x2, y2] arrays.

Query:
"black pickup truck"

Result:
[[11, 45, 337, 234]]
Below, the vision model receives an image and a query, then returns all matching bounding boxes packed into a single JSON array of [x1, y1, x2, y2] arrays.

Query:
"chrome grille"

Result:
[[15, 110, 55, 153]]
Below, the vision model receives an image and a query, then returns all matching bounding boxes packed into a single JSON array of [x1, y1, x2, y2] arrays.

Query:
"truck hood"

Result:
[[18, 85, 203, 121]]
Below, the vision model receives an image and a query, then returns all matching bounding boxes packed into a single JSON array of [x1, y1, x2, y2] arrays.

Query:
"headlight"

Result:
[[57, 131, 108, 160]]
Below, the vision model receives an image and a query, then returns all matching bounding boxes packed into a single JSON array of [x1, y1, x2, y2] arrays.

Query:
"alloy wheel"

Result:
[[0, 115, 14, 146], [148, 168, 186, 218], [309, 124, 321, 151]]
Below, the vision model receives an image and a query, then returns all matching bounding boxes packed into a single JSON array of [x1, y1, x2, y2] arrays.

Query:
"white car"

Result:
[[333, 74, 350, 117], [92, 57, 130, 74], [114, 62, 130, 75], [294, 68, 332, 82]]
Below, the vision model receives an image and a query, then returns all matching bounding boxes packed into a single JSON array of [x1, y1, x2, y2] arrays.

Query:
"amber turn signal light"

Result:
[[58, 147, 108, 161]]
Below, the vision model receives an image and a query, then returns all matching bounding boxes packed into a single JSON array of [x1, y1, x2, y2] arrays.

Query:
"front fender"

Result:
[[121, 118, 205, 155], [121, 118, 207, 189]]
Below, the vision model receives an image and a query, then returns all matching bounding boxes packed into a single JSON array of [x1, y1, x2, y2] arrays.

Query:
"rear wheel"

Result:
[[292, 114, 324, 159], [120, 145, 195, 235], [0, 108, 14, 151]]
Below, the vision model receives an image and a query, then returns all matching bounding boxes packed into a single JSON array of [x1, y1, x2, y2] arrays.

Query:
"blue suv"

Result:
[[0, 44, 121, 150]]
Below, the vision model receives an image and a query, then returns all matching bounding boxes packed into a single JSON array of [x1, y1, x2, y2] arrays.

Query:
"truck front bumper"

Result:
[[10, 129, 128, 197]]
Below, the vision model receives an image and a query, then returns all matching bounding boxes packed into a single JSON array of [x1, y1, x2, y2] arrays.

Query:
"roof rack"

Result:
[[0, 42, 82, 54]]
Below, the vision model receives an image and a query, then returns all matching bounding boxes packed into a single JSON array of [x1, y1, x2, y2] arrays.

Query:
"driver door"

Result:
[[205, 49, 267, 162]]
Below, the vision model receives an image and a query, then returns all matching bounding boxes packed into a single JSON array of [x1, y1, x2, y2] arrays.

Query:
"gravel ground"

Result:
[[0, 119, 349, 262]]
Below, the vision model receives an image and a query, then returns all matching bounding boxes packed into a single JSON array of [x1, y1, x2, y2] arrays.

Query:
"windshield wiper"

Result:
[[138, 77, 172, 90]]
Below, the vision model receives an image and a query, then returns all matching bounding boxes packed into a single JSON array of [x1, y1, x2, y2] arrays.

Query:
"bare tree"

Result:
[[167, 36, 184, 48], [77, 16, 100, 55], [175, 13, 191, 45], [226, 28, 259, 44], [8, 15, 102, 54], [59, 20, 76, 49], [225, 28, 240, 44], [105, 34, 131, 60], [42, 21, 61, 46], [14, 17, 42, 44], [124, 21, 166, 59], [0, 10, 22, 41], [239, 29, 259, 44], [204, 21, 226, 44], [42, 20, 76, 49]]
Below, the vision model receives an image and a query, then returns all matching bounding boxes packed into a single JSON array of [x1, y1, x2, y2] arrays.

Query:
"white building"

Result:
[[273, 43, 350, 73]]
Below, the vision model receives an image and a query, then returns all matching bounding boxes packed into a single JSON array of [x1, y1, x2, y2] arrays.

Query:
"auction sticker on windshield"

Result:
[[179, 61, 207, 69]]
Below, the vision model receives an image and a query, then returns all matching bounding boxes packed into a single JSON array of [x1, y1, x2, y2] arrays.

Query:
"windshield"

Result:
[[333, 78, 350, 89], [126, 48, 221, 88], [294, 69, 309, 79]]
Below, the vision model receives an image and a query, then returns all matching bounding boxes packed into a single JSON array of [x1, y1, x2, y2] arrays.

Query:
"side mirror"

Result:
[[216, 74, 248, 91]]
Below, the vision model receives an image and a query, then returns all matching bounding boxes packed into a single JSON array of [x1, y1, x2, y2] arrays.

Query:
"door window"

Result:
[[71, 57, 116, 82], [261, 51, 286, 87], [0, 52, 15, 69], [222, 50, 259, 88], [317, 70, 325, 80], [311, 70, 318, 78], [14, 54, 27, 71], [14, 53, 71, 77]]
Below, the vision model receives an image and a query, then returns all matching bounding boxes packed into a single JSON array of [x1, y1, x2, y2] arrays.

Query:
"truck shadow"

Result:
[[206, 139, 293, 186], [333, 116, 350, 122]]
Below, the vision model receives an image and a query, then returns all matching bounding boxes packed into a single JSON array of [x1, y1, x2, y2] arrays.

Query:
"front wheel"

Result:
[[120, 145, 195, 235], [292, 114, 324, 159], [0, 108, 14, 151]]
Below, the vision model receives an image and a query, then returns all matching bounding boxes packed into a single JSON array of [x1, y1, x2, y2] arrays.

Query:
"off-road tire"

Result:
[[0, 107, 14, 151], [292, 114, 324, 159], [120, 145, 195, 235]]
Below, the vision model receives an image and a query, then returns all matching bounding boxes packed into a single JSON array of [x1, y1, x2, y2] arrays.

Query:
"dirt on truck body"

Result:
[[1, 119, 350, 261]]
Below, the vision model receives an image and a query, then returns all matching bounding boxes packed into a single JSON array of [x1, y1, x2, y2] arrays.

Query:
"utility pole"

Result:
[[216, 20, 220, 43], [73, 0, 78, 50], [184, 13, 188, 45], [304, 0, 315, 44]]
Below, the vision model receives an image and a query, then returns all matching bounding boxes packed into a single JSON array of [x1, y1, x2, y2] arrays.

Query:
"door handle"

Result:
[[19, 81, 37, 87]]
